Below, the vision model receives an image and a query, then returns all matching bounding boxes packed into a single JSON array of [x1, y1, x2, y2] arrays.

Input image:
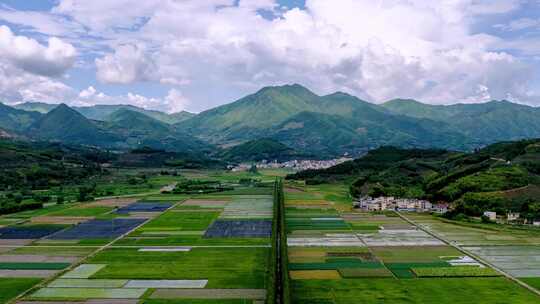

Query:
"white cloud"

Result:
[[163, 89, 190, 113], [2, 0, 540, 110], [95, 44, 157, 84], [0, 25, 76, 77], [74, 86, 189, 114], [78, 86, 97, 98], [79, 0, 534, 105], [0, 62, 75, 104]]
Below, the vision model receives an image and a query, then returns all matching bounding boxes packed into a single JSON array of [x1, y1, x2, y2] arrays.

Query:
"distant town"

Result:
[[230, 157, 353, 172]]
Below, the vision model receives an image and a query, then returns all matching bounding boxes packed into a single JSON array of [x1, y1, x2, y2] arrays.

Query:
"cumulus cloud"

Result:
[[81, 0, 535, 106], [2, 0, 540, 111], [163, 89, 190, 113], [0, 25, 76, 77], [74, 86, 189, 114], [0, 62, 75, 104], [95, 44, 157, 84]]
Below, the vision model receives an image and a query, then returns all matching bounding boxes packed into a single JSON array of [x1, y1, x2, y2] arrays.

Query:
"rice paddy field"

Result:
[[284, 181, 540, 303], [0, 169, 279, 304], [3, 169, 540, 303], [406, 213, 540, 292]]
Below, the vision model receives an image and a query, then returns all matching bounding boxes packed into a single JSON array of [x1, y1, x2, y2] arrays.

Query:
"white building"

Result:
[[507, 212, 520, 221], [354, 196, 434, 213], [483, 211, 497, 221]]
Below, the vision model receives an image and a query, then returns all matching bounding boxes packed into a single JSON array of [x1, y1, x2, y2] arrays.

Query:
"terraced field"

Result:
[[284, 182, 540, 303], [0, 169, 280, 304]]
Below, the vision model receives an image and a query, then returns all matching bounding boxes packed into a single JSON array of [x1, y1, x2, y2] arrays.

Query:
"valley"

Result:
[[1, 165, 540, 303]]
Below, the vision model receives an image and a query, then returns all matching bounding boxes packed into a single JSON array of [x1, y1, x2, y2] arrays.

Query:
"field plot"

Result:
[[0, 278, 41, 303], [19, 176, 275, 303], [48, 218, 146, 240], [116, 201, 174, 214], [285, 182, 540, 303], [407, 214, 540, 291], [0, 224, 66, 239]]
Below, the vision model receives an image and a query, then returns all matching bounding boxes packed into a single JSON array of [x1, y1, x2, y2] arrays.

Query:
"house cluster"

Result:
[[353, 196, 448, 214], [483, 211, 540, 226], [231, 158, 352, 172]]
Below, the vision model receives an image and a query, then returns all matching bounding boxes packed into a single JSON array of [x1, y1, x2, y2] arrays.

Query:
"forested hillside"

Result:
[[287, 140, 540, 220]]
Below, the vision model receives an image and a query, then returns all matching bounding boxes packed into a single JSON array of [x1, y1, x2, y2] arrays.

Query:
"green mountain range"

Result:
[[2, 84, 540, 158], [382, 99, 540, 144], [13, 102, 194, 124], [28, 104, 121, 146], [0, 102, 41, 132], [177, 85, 472, 155]]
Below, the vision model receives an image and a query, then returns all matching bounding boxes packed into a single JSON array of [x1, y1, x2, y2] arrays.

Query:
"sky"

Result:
[[0, 0, 539, 113]]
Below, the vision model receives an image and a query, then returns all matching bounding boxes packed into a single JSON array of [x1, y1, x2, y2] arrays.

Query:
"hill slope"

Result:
[[287, 139, 540, 220], [29, 104, 120, 146], [0, 102, 42, 131], [382, 99, 540, 144], [220, 138, 305, 162]]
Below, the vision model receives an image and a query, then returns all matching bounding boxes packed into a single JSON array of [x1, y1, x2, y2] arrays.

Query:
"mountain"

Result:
[[0, 128, 13, 139], [0, 102, 42, 131], [12, 102, 56, 114], [14, 102, 194, 124], [178, 84, 322, 141], [105, 109, 171, 137], [76, 105, 194, 124], [382, 99, 540, 145], [28, 104, 121, 146], [220, 138, 306, 162], [178, 84, 471, 155], [100, 108, 209, 152]]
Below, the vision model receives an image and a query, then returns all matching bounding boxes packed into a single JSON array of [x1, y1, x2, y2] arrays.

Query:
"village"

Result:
[[354, 196, 540, 226], [353, 196, 448, 213], [231, 157, 352, 172]]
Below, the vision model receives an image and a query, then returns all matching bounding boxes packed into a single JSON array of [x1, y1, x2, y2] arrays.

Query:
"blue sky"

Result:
[[0, 0, 539, 113]]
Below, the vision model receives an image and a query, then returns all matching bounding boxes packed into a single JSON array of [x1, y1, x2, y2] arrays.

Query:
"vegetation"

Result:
[[220, 138, 305, 163], [172, 180, 233, 194], [287, 139, 540, 220]]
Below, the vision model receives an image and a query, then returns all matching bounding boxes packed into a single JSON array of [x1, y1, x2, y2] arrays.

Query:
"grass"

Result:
[[291, 277, 540, 303], [0, 262, 70, 270], [4, 204, 72, 218], [31, 287, 146, 299], [12, 246, 94, 257], [290, 261, 383, 270], [48, 206, 114, 217], [290, 270, 341, 280], [412, 266, 501, 277], [0, 278, 41, 304], [521, 277, 540, 291], [140, 211, 219, 231], [143, 300, 254, 304], [338, 268, 393, 278], [371, 246, 462, 263], [87, 247, 269, 289]]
